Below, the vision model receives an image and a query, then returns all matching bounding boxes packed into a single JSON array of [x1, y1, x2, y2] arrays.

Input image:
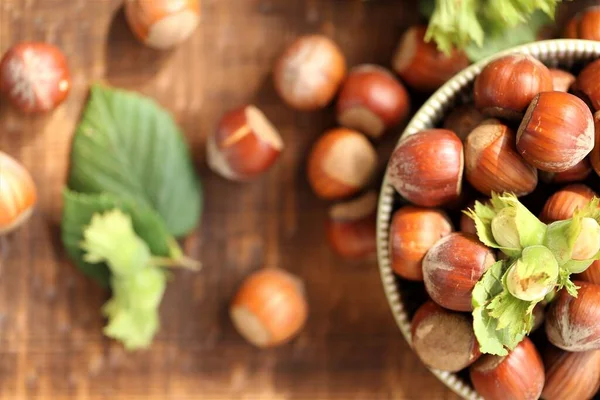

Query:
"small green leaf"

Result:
[[68, 84, 202, 237], [61, 190, 178, 286]]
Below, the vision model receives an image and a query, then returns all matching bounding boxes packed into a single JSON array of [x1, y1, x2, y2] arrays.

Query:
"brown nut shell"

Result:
[[542, 345, 600, 400], [516, 91, 594, 172], [540, 184, 597, 223]]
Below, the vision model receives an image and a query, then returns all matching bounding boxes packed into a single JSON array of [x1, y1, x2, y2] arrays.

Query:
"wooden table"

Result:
[[0, 0, 461, 398]]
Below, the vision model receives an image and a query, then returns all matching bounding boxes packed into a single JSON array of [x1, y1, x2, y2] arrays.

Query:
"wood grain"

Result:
[[0, 0, 460, 398]]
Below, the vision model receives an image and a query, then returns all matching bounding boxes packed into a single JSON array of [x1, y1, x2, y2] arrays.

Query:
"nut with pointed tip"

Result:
[[469, 338, 544, 400], [0, 152, 37, 235], [0, 42, 70, 114], [549, 68, 576, 92], [540, 184, 598, 223], [273, 35, 346, 111], [474, 54, 553, 120], [442, 103, 486, 141], [574, 59, 600, 111], [411, 301, 480, 372], [465, 119, 537, 197], [336, 64, 410, 139], [517, 91, 594, 172], [307, 128, 377, 200], [423, 232, 496, 311], [540, 158, 592, 184], [230, 268, 308, 348], [124, 0, 200, 50], [388, 129, 464, 207], [207, 105, 283, 181], [389, 206, 453, 281], [326, 191, 377, 260], [546, 281, 600, 351], [391, 25, 469, 93], [542, 345, 600, 400]]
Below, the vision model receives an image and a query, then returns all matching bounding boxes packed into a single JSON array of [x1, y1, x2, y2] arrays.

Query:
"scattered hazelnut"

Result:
[[517, 91, 594, 172], [389, 206, 453, 281], [124, 0, 200, 50], [442, 103, 486, 141], [423, 232, 496, 311], [470, 338, 544, 400], [391, 25, 469, 92], [473, 54, 553, 120], [465, 119, 538, 197], [0, 151, 37, 234], [336, 64, 410, 139], [564, 7, 600, 41], [326, 191, 377, 260], [230, 268, 308, 348], [411, 301, 480, 372], [273, 35, 346, 111], [206, 105, 283, 181], [388, 129, 463, 207], [307, 128, 377, 200], [0, 42, 70, 113]]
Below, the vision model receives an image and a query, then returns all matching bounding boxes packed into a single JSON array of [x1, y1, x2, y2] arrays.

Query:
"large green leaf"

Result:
[[68, 85, 202, 237], [61, 190, 179, 287]]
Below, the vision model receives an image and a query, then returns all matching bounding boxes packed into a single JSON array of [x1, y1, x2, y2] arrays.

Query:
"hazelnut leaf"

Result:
[[68, 84, 202, 237]]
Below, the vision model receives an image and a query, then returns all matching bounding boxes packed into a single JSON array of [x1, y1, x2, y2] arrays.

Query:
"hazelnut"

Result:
[[206, 105, 283, 181], [574, 58, 600, 111], [0, 152, 37, 234], [0, 42, 70, 114], [540, 184, 598, 223], [578, 260, 600, 285], [542, 345, 600, 400], [326, 191, 377, 260], [465, 119, 538, 197], [307, 128, 377, 200], [391, 25, 470, 92], [273, 35, 346, 111], [470, 338, 544, 400], [590, 111, 600, 176], [517, 91, 594, 172], [474, 54, 553, 120], [539, 158, 592, 184], [442, 103, 486, 141], [423, 232, 496, 311], [564, 7, 600, 41], [411, 301, 480, 372], [230, 268, 308, 348], [336, 64, 409, 139], [546, 281, 600, 351], [124, 0, 200, 50], [388, 129, 464, 207], [389, 206, 453, 281], [549, 68, 576, 92]]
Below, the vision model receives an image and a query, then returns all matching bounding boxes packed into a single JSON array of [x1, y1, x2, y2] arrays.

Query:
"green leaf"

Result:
[[425, 0, 483, 54], [465, 9, 554, 62], [472, 260, 533, 355], [61, 190, 179, 286], [68, 84, 202, 237]]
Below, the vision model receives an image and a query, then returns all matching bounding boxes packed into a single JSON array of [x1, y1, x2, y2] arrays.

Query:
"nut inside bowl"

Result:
[[377, 39, 600, 400]]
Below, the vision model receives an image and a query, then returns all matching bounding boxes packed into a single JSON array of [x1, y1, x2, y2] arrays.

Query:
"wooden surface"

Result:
[[0, 0, 461, 399]]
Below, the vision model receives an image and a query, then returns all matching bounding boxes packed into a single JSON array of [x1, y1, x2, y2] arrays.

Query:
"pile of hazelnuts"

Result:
[[386, 48, 600, 400]]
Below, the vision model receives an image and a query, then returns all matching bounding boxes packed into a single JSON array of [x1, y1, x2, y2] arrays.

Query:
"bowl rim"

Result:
[[376, 38, 600, 400]]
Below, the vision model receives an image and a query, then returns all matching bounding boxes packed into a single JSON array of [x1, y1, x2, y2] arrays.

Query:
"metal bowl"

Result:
[[376, 39, 600, 400]]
